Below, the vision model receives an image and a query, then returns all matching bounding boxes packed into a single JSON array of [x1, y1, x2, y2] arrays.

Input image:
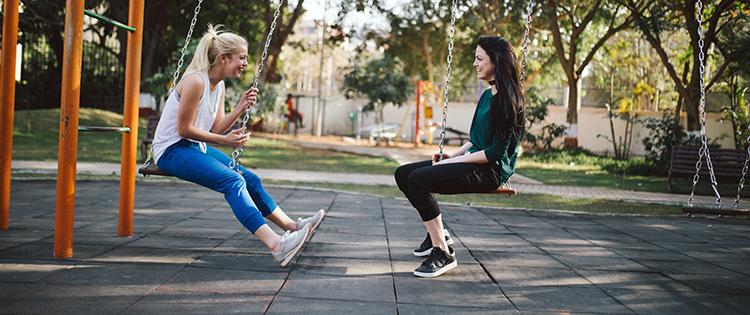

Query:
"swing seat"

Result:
[[486, 185, 517, 195], [682, 206, 750, 217], [138, 164, 170, 177]]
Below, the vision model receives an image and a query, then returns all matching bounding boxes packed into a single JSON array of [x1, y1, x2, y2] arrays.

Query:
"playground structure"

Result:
[[0, 0, 145, 258]]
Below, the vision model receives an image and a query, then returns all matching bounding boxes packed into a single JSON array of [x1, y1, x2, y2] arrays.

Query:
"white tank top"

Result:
[[152, 72, 224, 163]]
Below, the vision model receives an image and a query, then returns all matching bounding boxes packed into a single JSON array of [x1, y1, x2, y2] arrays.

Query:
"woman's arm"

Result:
[[435, 136, 512, 166], [432, 141, 474, 163], [449, 142, 473, 157], [176, 76, 247, 147], [434, 149, 489, 165], [211, 87, 258, 134]]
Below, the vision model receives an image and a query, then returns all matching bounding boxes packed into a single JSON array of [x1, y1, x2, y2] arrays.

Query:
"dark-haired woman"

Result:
[[394, 36, 525, 278]]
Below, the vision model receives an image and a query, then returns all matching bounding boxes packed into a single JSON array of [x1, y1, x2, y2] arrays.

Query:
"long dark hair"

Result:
[[477, 36, 525, 139]]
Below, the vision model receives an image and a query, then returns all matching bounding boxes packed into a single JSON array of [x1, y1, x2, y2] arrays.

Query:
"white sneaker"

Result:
[[296, 209, 326, 233], [272, 224, 310, 267]]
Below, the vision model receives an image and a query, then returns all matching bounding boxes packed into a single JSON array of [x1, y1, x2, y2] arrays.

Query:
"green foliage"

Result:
[[521, 148, 653, 177], [523, 87, 565, 150], [640, 110, 686, 171], [539, 124, 567, 150], [720, 79, 749, 150], [342, 56, 411, 112], [640, 110, 724, 173]]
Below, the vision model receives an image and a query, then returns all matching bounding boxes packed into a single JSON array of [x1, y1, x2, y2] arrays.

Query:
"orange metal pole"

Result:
[[54, 0, 85, 258], [414, 80, 421, 146], [118, 0, 145, 237], [0, 0, 19, 230]]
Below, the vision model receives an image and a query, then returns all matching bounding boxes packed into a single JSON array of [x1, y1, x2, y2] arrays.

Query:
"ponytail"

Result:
[[185, 24, 248, 75]]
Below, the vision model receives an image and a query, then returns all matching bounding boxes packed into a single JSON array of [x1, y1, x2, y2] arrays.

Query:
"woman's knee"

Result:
[[220, 171, 247, 193], [394, 164, 413, 189], [241, 170, 261, 186], [406, 170, 431, 193]]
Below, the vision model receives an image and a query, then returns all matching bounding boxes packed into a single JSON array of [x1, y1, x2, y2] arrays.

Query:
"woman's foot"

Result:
[[296, 209, 326, 233], [413, 229, 454, 257], [414, 246, 457, 278], [272, 225, 311, 267]]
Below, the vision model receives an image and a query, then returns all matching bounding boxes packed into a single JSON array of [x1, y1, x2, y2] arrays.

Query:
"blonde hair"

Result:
[[185, 24, 247, 74]]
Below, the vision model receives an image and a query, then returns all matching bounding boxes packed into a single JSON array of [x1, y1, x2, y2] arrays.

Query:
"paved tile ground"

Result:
[[2, 180, 750, 314]]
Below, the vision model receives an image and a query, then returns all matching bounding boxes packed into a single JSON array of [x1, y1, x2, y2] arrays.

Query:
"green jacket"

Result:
[[467, 89, 520, 184]]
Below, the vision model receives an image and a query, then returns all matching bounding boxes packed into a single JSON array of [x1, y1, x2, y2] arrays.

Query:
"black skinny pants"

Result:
[[394, 160, 502, 221]]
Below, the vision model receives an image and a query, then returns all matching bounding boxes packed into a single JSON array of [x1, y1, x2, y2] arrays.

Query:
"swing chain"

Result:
[[169, 0, 204, 95], [735, 131, 750, 208], [228, 0, 283, 171], [688, 0, 721, 207], [519, 0, 534, 89], [142, 0, 203, 170], [438, 0, 458, 160]]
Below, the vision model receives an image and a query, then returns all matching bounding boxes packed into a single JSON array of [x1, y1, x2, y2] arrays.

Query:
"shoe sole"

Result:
[[413, 260, 458, 278], [279, 227, 310, 267], [310, 209, 326, 231], [305, 209, 326, 242], [412, 238, 455, 257]]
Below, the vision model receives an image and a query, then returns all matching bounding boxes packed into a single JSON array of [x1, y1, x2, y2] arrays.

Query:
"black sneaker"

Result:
[[413, 230, 455, 257], [413, 247, 457, 278]]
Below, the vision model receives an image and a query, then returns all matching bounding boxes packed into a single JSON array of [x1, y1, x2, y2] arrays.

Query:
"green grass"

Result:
[[265, 180, 683, 216], [225, 138, 398, 175], [12, 108, 147, 162], [516, 150, 747, 197], [12, 108, 398, 174]]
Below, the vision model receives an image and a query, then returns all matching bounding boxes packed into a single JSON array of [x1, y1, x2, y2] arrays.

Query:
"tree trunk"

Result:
[[684, 84, 700, 132], [422, 33, 434, 83], [564, 76, 581, 148]]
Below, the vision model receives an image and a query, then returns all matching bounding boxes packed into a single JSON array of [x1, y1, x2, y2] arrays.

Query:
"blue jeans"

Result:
[[157, 139, 277, 233]]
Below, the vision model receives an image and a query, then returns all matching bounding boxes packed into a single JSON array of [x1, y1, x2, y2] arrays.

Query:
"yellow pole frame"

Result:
[[118, 0, 145, 237], [0, 0, 19, 230], [54, 0, 85, 258]]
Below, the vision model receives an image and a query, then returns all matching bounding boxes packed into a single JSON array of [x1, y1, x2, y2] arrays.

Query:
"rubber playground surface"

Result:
[[1, 180, 749, 314]]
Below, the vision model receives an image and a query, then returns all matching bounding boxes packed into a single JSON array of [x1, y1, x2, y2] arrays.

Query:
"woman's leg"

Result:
[[406, 163, 501, 277], [406, 162, 500, 222], [204, 145, 311, 232], [424, 214, 448, 253], [157, 142, 279, 247], [394, 160, 433, 197]]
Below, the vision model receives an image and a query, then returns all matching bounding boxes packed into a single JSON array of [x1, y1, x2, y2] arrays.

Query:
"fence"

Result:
[[17, 33, 125, 112]]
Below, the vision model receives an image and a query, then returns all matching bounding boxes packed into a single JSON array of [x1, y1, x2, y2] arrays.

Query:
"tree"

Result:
[[343, 56, 410, 139], [542, 0, 634, 148], [457, 0, 558, 88], [621, 0, 749, 132]]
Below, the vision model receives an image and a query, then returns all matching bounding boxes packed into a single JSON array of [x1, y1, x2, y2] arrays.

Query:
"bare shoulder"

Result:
[[177, 73, 205, 97]]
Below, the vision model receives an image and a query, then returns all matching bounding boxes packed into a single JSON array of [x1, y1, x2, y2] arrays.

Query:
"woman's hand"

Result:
[[222, 128, 250, 147], [236, 88, 259, 112], [432, 153, 450, 165]]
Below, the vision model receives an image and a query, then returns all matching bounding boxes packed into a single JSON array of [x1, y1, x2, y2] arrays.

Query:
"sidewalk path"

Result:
[[11, 160, 742, 207], [1, 180, 749, 314]]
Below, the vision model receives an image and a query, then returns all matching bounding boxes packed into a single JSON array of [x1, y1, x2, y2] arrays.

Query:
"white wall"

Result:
[[268, 95, 736, 155]]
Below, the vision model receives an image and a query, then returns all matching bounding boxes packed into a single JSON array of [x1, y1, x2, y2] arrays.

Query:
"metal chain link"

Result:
[[143, 0, 203, 169], [170, 0, 204, 94], [228, 0, 283, 170], [688, 0, 721, 207], [438, 0, 534, 160], [735, 130, 750, 208], [437, 0, 458, 160]]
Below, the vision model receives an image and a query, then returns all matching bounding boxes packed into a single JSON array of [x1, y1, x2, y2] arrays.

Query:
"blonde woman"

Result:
[[152, 25, 324, 267]]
